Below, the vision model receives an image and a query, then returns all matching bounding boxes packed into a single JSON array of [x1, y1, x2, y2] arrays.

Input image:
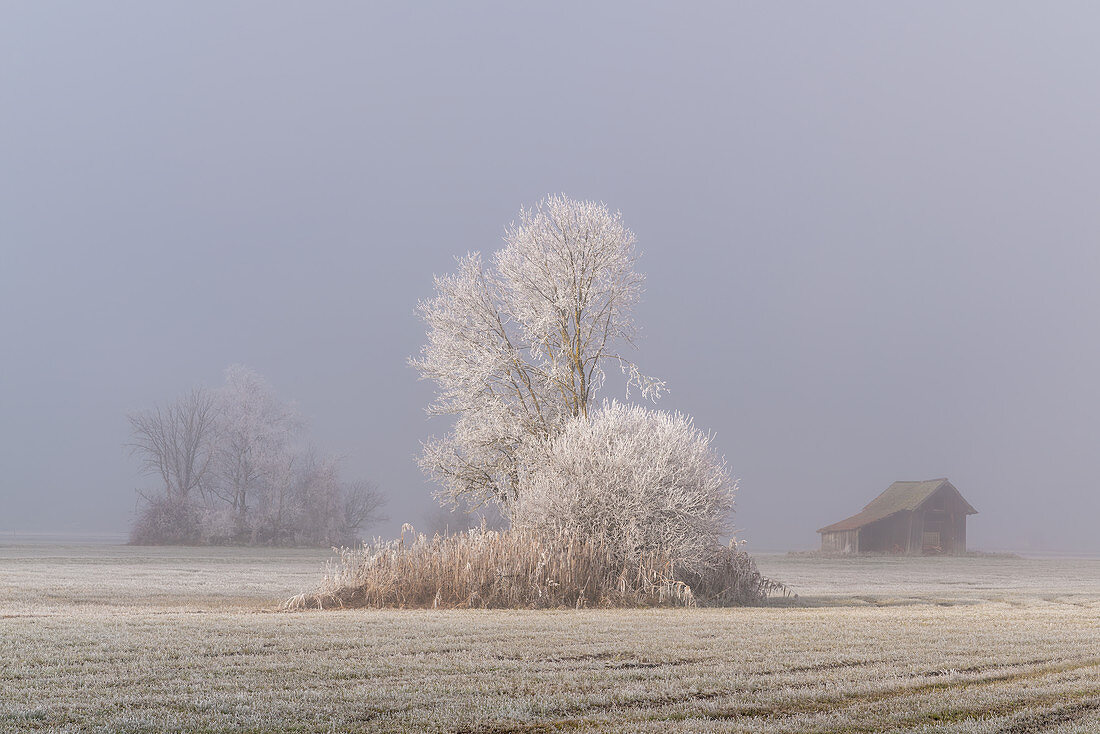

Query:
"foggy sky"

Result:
[[3, 3, 1099, 552]]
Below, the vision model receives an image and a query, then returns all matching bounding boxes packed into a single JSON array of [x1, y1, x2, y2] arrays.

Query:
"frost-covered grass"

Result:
[[285, 527, 775, 610], [3, 545, 1100, 732]]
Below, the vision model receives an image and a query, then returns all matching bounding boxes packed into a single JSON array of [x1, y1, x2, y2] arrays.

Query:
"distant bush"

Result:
[[129, 496, 202, 545], [130, 478, 382, 547], [284, 525, 782, 610]]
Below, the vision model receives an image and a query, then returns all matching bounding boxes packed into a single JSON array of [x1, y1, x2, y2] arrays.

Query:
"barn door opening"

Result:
[[922, 511, 951, 554], [922, 530, 941, 553]]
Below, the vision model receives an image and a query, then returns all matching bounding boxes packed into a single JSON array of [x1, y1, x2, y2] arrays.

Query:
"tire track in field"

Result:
[[991, 697, 1100, 734], [703, 656, 1100, 731], [816, 688, 1100, 734], [452, 657, 1100, 733]]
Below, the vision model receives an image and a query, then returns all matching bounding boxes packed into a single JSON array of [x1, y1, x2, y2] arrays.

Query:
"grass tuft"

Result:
[[284, 526, 783, 610]]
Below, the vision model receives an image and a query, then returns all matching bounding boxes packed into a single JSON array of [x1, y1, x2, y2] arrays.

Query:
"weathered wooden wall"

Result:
[[859, 513, 915, 553], [820, 529, 859, 553]]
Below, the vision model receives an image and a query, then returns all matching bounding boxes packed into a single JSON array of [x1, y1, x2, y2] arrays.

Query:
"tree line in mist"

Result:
[[127, 365, 386, 546]]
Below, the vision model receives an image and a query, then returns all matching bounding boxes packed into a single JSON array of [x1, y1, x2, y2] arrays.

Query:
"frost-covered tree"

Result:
[[211, 365, 302, 535], [412, 195, 664, 508], [512, 401, 735, 574], [251, 445, 326, 545], [250, 447, 385, 546]]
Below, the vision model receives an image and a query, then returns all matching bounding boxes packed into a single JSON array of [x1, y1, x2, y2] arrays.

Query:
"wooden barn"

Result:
[[818, 478, 977, 554]]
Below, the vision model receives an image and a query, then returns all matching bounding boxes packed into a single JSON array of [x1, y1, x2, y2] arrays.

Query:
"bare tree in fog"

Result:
[[127, 387, 219, 504], [341, 479, 388, 537], [127, 367, 386, 546], [212, 365, 302, 536], [247, 446, 386, 546]]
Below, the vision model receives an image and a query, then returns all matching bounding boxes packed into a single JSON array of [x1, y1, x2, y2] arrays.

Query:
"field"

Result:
[[2, 544, 1099, 733]]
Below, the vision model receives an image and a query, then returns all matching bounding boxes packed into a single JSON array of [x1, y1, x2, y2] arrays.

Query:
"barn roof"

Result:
[[817, 478, 977, 534]]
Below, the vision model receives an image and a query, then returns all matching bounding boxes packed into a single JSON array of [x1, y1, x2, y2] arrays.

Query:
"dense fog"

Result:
[[3, 3, 1099, 552]]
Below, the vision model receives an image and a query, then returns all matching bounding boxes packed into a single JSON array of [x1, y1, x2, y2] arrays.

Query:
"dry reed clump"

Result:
[[283, 525, 783, 610]]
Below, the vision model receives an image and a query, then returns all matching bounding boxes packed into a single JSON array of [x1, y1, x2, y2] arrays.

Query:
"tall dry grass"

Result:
[[284, 525, 783, 610]]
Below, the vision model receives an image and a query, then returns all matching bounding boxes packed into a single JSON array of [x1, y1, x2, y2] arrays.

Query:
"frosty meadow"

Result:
[[3, 544, 1100, 732]]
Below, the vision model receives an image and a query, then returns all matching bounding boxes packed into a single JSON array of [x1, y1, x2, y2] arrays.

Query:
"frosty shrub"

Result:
[[285, 525, 781, 610], [284, 405, 783, 611], [129, 495, 202, 545], [512, 402, 735, 575]]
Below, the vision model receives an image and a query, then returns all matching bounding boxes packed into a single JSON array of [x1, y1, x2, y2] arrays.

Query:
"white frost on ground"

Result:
[[2, 545, 1099, 733]]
